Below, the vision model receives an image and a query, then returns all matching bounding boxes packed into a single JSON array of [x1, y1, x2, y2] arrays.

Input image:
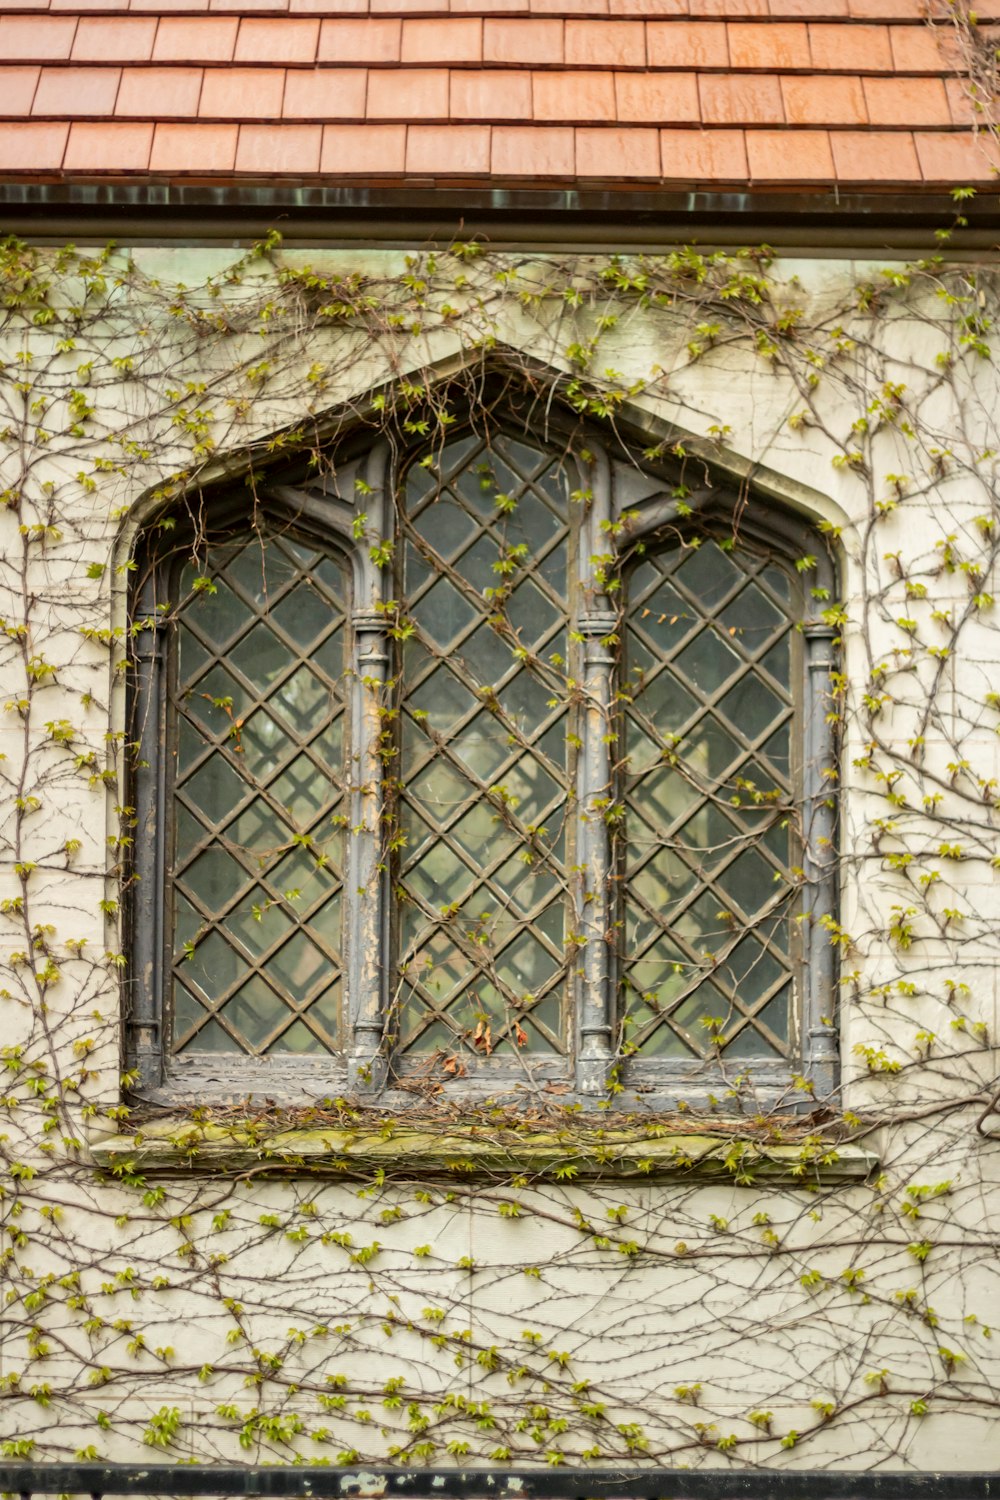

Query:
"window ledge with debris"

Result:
[[89, 1111, 878, 1186]]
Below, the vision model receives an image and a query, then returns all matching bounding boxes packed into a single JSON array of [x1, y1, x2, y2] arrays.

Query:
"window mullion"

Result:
[[575, 608, 618, 1095], [574, 447, 616, 1097], [338, 447, 393, 1093], [801, 621, 839, 1098], [129, 600, 168, 1093], [346, 606, 391, 1092]]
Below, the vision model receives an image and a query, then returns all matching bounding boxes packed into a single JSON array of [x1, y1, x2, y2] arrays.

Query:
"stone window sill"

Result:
[[90, 1120, 877, 1185]]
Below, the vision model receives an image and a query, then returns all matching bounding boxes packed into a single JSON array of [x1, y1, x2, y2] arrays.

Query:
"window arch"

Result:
[[128, 504, 354, 1093], [126, 420, 838, 1107], [621, 529, 806, 1066]]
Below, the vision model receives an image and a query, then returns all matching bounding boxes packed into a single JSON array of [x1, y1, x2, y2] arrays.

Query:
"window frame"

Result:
[[125, 421, 838, 1110], [611, 488, 839, 1105]]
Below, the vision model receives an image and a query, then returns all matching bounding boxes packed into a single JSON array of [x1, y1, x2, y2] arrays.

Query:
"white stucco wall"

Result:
[[0, 245, 997, 1473]]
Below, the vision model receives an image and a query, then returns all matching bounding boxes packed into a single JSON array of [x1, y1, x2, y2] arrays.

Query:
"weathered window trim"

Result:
[[90, 1118, 875, 1185], [606, 478, 840, 1107], [125, 416, 839, 1113]]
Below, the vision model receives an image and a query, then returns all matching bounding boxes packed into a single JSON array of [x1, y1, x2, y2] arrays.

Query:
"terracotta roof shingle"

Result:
[[0, 0, 995, 193]]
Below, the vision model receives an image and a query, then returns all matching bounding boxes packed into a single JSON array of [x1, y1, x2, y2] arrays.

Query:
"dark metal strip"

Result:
[[0, 1465, 994, 1499], [1, 182, 998, 251]]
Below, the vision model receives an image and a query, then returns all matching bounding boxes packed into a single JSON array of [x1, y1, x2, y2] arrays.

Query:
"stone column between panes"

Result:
[[802, 620, 839, 1099], [347, 606, 390, 1092], [575, 609, 619, 1095]]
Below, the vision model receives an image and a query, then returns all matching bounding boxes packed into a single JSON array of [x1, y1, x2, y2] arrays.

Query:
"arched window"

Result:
[[394, 432, 578, 1074], [127, 423, 837, 1107], [622, 533, 803, 1064], [129, 509, 352, 1092]]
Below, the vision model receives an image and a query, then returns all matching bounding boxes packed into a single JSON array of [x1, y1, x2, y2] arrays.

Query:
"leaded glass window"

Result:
[[127, 422, 837, 1105], [394, 434, 577, 1067], [620, 536, 801, 1065], [165, 528, 350, 1060]]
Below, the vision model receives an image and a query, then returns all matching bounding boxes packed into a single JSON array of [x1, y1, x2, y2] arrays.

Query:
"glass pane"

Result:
[[495, 931, 559, 994], [269, 1020, 319, 1054], [182, 754, 248, 826], [270, 665, 330, 736], [498, 671, 553, 735], [676, 803, 741, 873], [177, 625, 211, 682], [271, 580, 338, 648], [239, 709, 292, 780], [220, 975, 288, 1050], [170, 527, 348, 1059], [396, 432, 576, 1062], [507, 579, 560, 642], [675, 628, 742, 695], [718, 582, 784, 649], [452, 535, 502, 594], [513, 488, 563, 551], [230, 621, 291, 697], [263, 930, 328, 999], [173, 982, 209, 1044], [407, 759, 475, 827], [189, 1017, 245, 1054], [178, 844, 252, 911], [459, 622, 517, 685], [307, 982, 342, 1045], [673, 982, 732, 1037], [716, 847, 781, 919], [683, 716, 742, 780], [718, 674, 787, 742], [761, 636, 791, 684], [719, 937, 786, 1007], [753, 985, 791, 1043], [674, 541, 742, 609], [412, 578, 477, 647], [724, 1025, 778, 1059], [451, 713, 512, 781], [224, 886, 295, 959], [172, 893, 203, 958], [630, 667, 698, 730], [270, 752, 330, 826], [181, 664, 251, 735], [450, 804, 518, 864], [407, 842, 473, 906], [408, 670, 478, 732], [181, 928, 247, 1001], [411, 496, 476, 557], [179, 576, 253, 650], [630, 848, 697, 914], [630, 579, 697, 654], [269, 845, 339, 907], [226, 540, 299, 605], [227, 798, 286, 860]]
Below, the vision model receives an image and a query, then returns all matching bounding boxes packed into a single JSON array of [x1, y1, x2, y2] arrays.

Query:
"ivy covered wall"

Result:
[[0, 235, 998, 1472]]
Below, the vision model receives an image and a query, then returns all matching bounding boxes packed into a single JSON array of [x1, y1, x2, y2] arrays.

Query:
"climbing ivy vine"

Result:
[[0, 215, 998, 1471]]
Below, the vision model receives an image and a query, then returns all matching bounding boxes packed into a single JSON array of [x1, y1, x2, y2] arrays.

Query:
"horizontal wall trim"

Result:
[[0, 1465, 995, 1499], [89, 1121, 878, 1183], [2, 181, 1000, 252]]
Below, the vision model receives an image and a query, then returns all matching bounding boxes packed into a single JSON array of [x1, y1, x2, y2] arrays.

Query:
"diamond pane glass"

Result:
[[397, 432, 577, 1062], [622, 536, 799, 1060], [169, 528, 348, 1057]]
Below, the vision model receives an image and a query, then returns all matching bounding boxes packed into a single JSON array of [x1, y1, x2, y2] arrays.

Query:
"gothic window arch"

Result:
[[127, 415, 838, 1108]]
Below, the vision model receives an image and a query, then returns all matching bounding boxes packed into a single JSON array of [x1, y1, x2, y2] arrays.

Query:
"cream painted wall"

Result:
[[0, 247, 997, 1472]]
